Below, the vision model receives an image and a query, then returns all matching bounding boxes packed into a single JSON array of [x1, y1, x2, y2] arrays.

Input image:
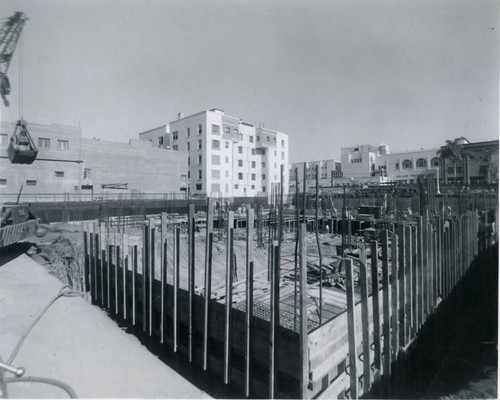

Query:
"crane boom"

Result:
[[0, 11, 28, 106]]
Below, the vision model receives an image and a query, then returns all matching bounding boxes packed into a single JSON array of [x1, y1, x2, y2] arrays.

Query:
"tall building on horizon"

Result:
[[139, 108, 289, 198]]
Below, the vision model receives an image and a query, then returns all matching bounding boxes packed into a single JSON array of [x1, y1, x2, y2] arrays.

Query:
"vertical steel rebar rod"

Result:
[[298, 223, 309, 398], [203, 197, 214, 371], [315, 164, 323, 325], [245, 208, 254, 398], [302, 163, 307, 223], [224, 211, 234, 384], [294, 168, 299, 331], [188, 204, 195, 362]]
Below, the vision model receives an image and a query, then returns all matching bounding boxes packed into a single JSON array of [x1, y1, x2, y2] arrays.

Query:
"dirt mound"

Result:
[[27, 224, 84, 290]]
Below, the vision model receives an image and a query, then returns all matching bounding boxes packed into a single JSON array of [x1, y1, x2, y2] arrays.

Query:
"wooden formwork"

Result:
[[304, 209, 484, 399]]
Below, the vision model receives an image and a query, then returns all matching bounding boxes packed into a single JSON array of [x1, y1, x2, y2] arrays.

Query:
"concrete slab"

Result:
[[0, 254, 210, 398]]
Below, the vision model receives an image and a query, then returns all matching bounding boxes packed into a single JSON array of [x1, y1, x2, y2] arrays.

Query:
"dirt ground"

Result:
[[25, 221, 343, 296]]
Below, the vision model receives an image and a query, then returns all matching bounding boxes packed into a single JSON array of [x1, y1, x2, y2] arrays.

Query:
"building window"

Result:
[[0, 134, 8, 146], [281, 139, 285, 148], [274, 162, 277, 168], [225, 156, 229, 164], [172, 131, 178, 140], [234, 184, 239, 189], [402, 159, 413, 169], [249, 136, 254, 143], [196, 183, 202, 190], [238, 173, 243, 180], [198, 154, 202, 165], [211, 154, 220, 165], [212, 139, 220, 150], [395, 162, 399, 170], [188, 156, 190, 165], [266, 136, 270, 142], [55, 171, 64, 178], [238, 146, 243, 154], [281, 152, 284, 160], [239, 133, 243, 141], [416, 158, 427, 168], [26, 179, 37, 186], [234, 129, 238, 134], [257, 136, 260, 142], [187, 142, 190, 151], [198, 125, 203, 135], [251, 174, 256, 181], [158, 137, 164, 146], [262, 162, 266, 167], [84, 168, 91, 179], [262, 174, 266, 180], [237, 159, 243, 167], [38, 137, 50, 148], [225, 184, 229, 192], [173, 145, 178, 150], [211, 183, 220, 192], [251, 149, 256, 155], [198, 139, 202, 150], [274, 150, 277, 156], [212, 124, 220, 134], [251, 161, 256, 168], [187, 127, 190, 137], [225, 141, 229, 148], [211, 169, 220, 179], [251, 185, 255, 189], [431, 157, 441, 167], [350, 158, 362, 163], [0, 179, 7, 187], [225, 127, 230, 134], [273, 137, 276, 144], [188, 171, 190, 178], [262, 186, 266, 192], [354, 147, 359, 151], [198, 170, 203, 179], [225, 170, 229, 177]]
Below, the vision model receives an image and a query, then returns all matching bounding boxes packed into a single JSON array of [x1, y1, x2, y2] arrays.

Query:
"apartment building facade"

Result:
[[140, 108, 289, 198]]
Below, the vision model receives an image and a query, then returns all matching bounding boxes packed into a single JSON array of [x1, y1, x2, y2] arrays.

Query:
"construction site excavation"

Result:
[[75, 168, 498, 399], [0, 4, 498, 399]]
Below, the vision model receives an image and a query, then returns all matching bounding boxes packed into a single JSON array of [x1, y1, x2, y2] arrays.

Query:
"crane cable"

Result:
[[18, 24, 23, 120]]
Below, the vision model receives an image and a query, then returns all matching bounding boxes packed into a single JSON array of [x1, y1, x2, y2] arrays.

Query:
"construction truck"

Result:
[[0, 202, 39, 248]]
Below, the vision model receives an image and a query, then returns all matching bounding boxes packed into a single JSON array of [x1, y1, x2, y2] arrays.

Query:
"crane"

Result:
[[0, 11, 27, 107], [1, 11, 38, 164]]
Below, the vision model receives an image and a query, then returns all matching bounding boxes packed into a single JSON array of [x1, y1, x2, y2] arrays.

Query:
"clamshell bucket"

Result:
[[7, 120, 38, 164]]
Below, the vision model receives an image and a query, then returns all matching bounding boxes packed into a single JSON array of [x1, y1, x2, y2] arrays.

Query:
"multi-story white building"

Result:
[[289, 159, 342, 192], [139, 108, 289, 198]]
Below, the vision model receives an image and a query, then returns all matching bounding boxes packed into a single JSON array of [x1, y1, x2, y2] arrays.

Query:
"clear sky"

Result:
[[1, 0, 498, 162]]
